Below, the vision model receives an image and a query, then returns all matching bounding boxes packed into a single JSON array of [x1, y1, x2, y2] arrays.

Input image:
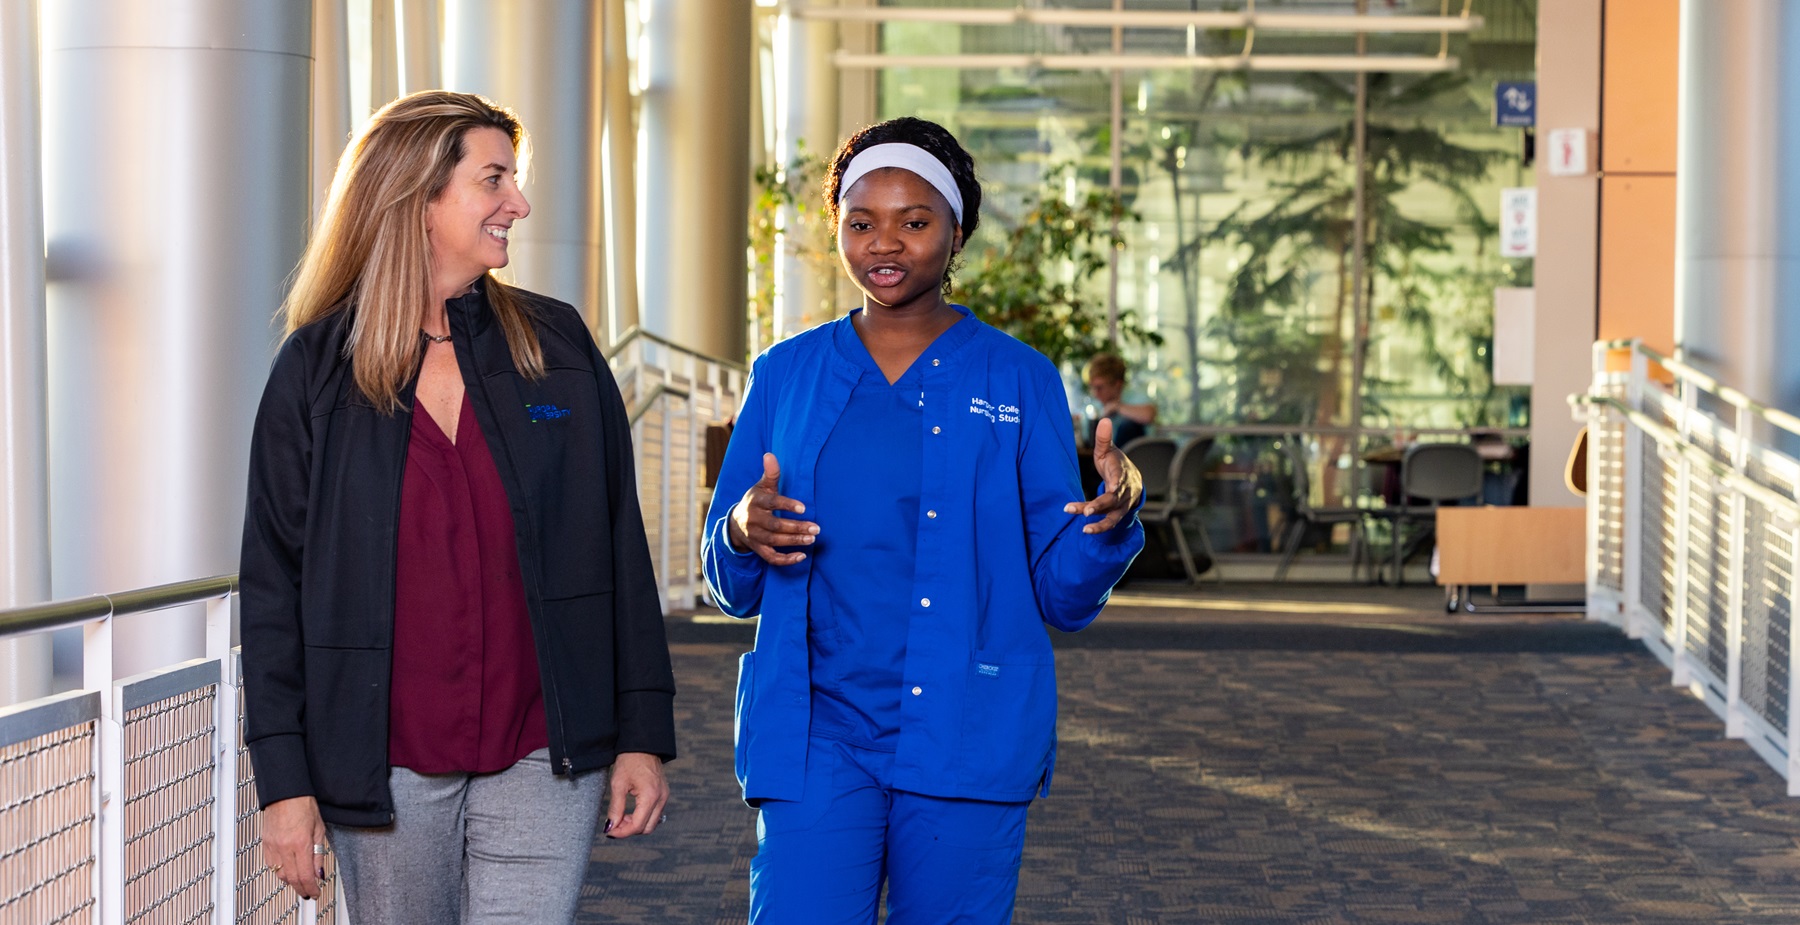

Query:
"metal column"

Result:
[[42, 1, 312, 676], [774, 2, 840, 341], [641, 0, 753, 361], [0, 0, 51, 704], [313, 0, 353, 220], [1675, 0, 1800, 438], [601, 0, 640, 343], [444, 0, 607, 331]]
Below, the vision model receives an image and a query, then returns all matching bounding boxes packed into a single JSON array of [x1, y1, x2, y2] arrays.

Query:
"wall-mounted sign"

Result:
[[1546, 128, 1594, 177], [1499, 187, 1537, 258], [1495, 81, 1536, 127]]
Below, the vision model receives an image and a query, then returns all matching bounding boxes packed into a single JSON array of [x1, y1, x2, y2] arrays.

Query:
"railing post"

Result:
[[1620, 344, 1647, 635], [1724, 405, 1754, 738], [84, 612, 122, 925], [1585, 340, 1606, 621], [1789, 518, 1800, 796], [1669, 371, 1698, 688], [207, 595, 237, 925], [685, 369, 700, 608], [660, 391, 674, 613]]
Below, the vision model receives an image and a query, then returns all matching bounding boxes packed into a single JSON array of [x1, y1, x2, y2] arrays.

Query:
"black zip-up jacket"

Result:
[[239, 282, 677, 826]]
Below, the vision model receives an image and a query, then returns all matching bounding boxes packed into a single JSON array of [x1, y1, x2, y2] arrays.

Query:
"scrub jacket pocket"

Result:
[[958, 651, 1056, 795], [735, 652, 756, 786]]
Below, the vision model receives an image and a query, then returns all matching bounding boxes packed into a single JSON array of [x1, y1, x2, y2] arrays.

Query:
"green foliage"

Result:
[[1197, 312, 1326, 425], [952, 167, 1162, 368], [1205, 72, 1513, 427], [747, 147, 833, 349], [749, 154, 1161, 369]]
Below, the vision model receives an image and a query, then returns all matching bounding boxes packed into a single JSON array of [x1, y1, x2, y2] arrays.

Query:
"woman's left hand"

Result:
[[1065, 417, 1142, 533], [604, 751, 669, 839]]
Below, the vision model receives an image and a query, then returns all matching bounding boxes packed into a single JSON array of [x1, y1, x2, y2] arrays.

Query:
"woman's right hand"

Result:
[[262, 795, 329, 899], [727, 453, 817, 566]]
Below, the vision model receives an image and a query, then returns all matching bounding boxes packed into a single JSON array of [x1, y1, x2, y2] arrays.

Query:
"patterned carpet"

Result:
[[576, 587, 1800, 924]]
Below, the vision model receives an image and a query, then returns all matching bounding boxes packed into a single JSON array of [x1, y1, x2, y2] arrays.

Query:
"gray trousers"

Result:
[[326, 749, 606, 925]]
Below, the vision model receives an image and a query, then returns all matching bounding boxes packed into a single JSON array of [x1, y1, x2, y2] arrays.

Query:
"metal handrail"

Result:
[[0, 573, 236, 640], [603, 325, 747, 373], [1598, 338, 1800, 439], [629, 383, 692, 426], [1573, 393, 1800, 517]]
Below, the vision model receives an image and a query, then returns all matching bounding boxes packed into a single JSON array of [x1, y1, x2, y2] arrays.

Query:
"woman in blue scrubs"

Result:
[[702, 117, 1145, 924]]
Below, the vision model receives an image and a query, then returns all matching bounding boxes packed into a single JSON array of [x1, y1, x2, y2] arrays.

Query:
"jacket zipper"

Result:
[[450, 292, 575, 775]]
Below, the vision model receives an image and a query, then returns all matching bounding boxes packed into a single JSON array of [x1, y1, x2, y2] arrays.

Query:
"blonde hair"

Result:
[[282, 90, 545, 412]]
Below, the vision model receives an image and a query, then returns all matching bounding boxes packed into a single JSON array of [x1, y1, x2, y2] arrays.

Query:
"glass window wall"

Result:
[[804, 0, 1538, 558]]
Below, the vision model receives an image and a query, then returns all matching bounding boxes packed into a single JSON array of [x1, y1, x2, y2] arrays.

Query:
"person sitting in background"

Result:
[[1077, 352, 1158, 496], [1081, 352, 1157, 447]]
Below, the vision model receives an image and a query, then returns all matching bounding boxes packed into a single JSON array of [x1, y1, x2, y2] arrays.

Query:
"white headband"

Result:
[[837, 143, 965, 225]]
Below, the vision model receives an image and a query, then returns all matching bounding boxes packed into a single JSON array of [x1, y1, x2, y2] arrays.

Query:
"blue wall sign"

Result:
[[1495, 82, 1536, 127]]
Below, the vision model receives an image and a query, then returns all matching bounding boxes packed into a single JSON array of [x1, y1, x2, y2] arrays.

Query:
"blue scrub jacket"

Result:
[[702, 309, 1145, 805]]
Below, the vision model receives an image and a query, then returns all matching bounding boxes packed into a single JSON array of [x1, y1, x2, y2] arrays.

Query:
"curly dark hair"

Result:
[[823, 117, 982, 244]]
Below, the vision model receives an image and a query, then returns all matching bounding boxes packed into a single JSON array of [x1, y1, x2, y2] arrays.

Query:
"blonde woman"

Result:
[[239, 91, 674, 924]]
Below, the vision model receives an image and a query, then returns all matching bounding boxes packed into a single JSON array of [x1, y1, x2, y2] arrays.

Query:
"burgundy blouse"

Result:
[[389, 391, 548, 774]]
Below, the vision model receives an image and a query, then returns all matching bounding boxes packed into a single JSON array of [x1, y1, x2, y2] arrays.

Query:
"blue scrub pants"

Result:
[[749, 737, 1032, 925]]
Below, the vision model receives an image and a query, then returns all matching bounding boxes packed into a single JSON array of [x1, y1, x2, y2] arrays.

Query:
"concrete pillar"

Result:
[[370, 0, 401, 109], [42, 1, 311, 676], [601, 0, 640, 344], [396, 0, 442, 95], [1530, 0, 1601, 508], [641, 0, 753, 361], [773, 6, 840, 340], [314, 0, 354, 219], [1676, 0, 1800, 424], [444, 0, 605, 331], [0, 0, 52, 705]]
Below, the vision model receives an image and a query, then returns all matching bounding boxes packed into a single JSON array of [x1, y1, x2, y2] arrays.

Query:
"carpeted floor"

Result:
[[577, 585, 1800, 924]]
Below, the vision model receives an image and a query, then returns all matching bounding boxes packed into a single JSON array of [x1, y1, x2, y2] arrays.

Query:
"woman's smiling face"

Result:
[[425, 126, 530, 294], [837, 166, 962, 313]]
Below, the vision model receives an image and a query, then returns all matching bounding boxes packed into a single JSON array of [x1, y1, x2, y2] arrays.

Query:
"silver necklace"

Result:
[[421, 330, 451, 344]]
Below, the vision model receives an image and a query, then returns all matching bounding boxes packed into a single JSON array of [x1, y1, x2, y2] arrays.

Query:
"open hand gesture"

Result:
[[728, 453, 818, 565], [1064, 417, 1142, 534]]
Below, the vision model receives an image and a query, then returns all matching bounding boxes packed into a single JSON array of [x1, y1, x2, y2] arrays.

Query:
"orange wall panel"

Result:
[[1601, 0, 1680, 174], [1598, 174, 1676, 354]]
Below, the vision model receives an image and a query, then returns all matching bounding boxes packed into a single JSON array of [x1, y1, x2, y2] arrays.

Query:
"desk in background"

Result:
[[1435, 506, 1586, 613]]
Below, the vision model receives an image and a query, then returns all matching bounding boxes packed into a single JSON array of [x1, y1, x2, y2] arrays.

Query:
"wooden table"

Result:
[[1434, 506, 1587, 613]]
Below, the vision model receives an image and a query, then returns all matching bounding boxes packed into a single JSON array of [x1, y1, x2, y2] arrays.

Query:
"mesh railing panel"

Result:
[[0, 720, 98, 925], [234, 685, 302, 925], [614, 338, 744, 612], [123, 685, 216, 925], [1740, 497, 1794, 735], [1637, 427, 1676, 633], [1683, 465, 1732, 685]]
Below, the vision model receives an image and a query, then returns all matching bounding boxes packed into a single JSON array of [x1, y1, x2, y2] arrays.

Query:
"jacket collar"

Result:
[[445, 276, 495, 338], [830, 304, 984, 378]]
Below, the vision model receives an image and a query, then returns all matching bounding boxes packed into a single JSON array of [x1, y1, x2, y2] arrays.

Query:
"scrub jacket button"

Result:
[[932, 358, 940, 366], [920, 598, 931, 608], [932, 426, 941, 435], [912, 686, 923, 696], [927, 510, 937, 519]]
